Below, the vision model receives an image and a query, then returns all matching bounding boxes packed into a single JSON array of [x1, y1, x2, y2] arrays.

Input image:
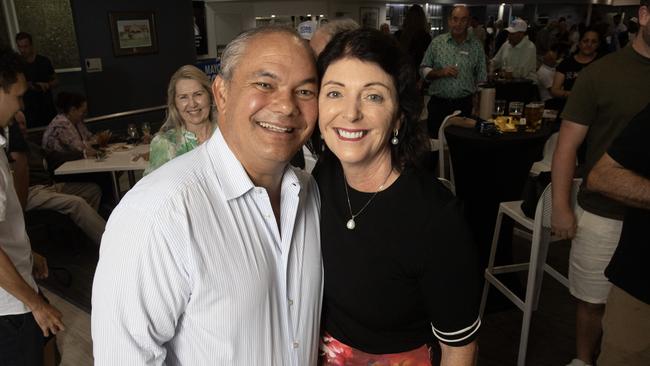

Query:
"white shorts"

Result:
[[569, 206, 623, 304]]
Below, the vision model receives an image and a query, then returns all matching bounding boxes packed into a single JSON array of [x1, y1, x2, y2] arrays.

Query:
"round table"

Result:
[[445, 125, 553, 270]]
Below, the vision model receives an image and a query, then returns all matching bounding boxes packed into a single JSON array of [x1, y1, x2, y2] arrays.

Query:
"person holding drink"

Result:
[[145, 65, 216, 174], [316, 28, 481, 365], [420, 5, 486, 137]]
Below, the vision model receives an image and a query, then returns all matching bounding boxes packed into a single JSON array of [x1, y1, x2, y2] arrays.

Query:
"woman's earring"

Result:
[[391, 129, 399, 145]]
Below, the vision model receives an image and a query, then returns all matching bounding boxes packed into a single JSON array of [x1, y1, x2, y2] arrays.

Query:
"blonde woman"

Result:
[[145, 65, 216, 174]]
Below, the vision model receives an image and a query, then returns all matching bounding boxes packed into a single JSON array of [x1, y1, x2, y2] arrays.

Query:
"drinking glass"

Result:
[[141, 122, 151, 137], [127, 124, 139, 144], [524, 102, 544, 129], [509, 101, 524, 117], [493, 100, 506, 118]]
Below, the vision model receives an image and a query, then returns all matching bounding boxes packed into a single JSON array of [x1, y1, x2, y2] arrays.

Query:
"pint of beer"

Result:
[[524, 102, 544, 129]]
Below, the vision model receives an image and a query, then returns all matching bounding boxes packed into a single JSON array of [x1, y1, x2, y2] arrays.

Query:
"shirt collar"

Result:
[[0, 133, 6, 149], [207, 127, 300, 201], [446, 32, 472, 45], [512, 36, 529, 49]]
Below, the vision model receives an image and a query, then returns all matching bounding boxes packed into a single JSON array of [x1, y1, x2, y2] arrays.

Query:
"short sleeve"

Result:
[[608, 103, 650, 173], [420, 196, 481, 346], [560, 63, 597, 126], [420, 40, 435, 68]]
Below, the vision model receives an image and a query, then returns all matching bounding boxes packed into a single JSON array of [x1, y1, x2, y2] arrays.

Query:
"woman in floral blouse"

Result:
[[42, 92, 95, 157], [144, 65, 216, 175]]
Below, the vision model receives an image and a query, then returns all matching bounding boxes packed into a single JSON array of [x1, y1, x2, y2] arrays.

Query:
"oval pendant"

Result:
[[346, 218, 356, 230]]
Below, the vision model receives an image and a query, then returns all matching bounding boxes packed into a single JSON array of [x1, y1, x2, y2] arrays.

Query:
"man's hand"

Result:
[[439, 66, 459, 78], [32, 252, 48, 280], [30, 299, 65, 337], [552, 205, 577, 239]]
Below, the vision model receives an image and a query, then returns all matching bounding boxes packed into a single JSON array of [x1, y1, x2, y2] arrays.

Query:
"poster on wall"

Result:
[[196, 58, 220, 82], [193, 1, 208, 56], [109, 12, 159, 56]]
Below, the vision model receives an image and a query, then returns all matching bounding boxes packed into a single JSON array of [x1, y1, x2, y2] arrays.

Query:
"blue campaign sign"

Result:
[[195, 58, 220, 82]]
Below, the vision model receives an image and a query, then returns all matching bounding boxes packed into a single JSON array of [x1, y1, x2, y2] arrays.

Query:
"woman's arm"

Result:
[[550, 71, 569, 98], [440, 340, 477, 366]]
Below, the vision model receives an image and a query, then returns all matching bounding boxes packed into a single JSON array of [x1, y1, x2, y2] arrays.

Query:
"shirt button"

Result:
[[292, 341, 299, 349], [288, 299, 294, 306]]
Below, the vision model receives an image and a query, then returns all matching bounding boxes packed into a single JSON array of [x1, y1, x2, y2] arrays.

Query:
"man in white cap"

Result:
[[491, 18, 537, 82]]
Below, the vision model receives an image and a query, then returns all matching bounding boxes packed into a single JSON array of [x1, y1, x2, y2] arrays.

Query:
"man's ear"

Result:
[[212, 75, 227, 113]]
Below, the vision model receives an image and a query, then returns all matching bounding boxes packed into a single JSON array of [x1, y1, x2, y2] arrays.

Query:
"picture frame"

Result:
[[108, 11, 158, 56], [359, 7, 379, 29]]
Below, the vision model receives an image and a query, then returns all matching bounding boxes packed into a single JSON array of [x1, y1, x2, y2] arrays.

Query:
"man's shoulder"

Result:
[[123, 147, 212, 212], [432, 33, 450, 45]]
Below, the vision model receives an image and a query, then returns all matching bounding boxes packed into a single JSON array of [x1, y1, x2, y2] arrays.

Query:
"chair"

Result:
[[436, 110, 462, 184], [437, 177, 456, 196], [529, 132, 558, 176], [479, 178, 582, 366]]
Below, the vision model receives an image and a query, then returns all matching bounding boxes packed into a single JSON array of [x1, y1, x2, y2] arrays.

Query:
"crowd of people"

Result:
[[0, 1, 648, 366]]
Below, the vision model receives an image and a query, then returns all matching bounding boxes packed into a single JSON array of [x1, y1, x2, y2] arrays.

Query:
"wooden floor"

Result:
[[43, 236, 577, 366]]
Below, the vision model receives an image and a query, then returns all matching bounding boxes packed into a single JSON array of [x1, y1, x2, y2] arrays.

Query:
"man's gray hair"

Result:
[[219, 25, 308, 81], [316, 19, 360, 38]]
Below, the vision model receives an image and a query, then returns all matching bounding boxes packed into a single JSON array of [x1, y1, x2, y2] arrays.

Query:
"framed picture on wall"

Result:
[[109, 11, 158, 56], [359, 7, 379, 29]]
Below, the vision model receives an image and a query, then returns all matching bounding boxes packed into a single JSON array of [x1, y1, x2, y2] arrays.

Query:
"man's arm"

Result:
[[92, 205, 189, 365], [10, 151, 29, 209], [587, 153, 650, 210], [440, 341, 477, 366], [420, 41, 458, 81], [551, 120, 588, 239], [0, 246, 64, 336]]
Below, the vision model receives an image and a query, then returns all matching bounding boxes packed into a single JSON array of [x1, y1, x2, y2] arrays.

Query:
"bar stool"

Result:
[[479, 178, 582, 366]]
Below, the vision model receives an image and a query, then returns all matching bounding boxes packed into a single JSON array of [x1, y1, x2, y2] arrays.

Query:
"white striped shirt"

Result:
[[92, 128, 323, 365]]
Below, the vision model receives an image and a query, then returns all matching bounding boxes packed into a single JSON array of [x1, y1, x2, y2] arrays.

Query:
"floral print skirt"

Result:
[[319, 333, 432, 366]]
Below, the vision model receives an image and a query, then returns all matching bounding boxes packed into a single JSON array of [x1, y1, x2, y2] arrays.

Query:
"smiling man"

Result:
[[92, 26, 322, 365]]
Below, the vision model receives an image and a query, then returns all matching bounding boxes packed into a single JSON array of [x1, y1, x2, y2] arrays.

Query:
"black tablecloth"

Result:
[[445, 125, 553, 270]]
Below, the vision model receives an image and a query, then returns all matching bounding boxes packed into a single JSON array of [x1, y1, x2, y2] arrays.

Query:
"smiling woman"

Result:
[[144, 65, 216, 175], [313, 29, 482, 366]]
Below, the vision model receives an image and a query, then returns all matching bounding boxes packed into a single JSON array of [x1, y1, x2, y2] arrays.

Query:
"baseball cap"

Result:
[[505, 18, 528, 33]]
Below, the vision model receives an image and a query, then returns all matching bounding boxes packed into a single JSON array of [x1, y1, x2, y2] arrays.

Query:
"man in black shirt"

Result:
[[587, 102, 650, 366], [15, 32, 57, 128]]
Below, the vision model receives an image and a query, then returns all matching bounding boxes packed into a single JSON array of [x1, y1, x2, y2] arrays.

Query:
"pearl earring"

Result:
[[391, 129, 399, 145]]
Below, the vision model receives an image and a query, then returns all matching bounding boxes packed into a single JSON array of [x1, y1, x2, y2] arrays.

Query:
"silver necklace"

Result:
[[343, 171, 392, 230]]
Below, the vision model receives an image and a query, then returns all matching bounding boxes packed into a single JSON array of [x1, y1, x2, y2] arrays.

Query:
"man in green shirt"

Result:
[[420, 6, 486, 137], [551, 2, 650, 365]]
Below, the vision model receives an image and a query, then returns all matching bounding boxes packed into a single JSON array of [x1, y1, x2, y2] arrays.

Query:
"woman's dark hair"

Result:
[[579, 27, 601, 43], [56, 92, 86, 114], [316, 28, 428, 172], [399, 5, 429, 50]]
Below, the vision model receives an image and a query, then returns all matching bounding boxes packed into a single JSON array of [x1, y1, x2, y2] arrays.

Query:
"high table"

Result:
[[54, 144, 149, 202], [445, 125, 553, 270]]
